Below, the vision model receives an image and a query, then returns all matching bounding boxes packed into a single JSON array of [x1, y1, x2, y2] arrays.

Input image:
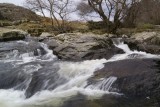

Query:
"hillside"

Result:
[[0, 3, 40, 21]]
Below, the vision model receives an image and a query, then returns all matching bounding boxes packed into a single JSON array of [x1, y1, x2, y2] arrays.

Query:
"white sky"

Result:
[[0, 0, 81, 6], [0, 0, 25, 6]]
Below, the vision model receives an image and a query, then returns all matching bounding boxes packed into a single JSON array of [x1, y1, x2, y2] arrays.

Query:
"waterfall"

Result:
[[112, 38, 132, 54], [112, 38, 160, 59]]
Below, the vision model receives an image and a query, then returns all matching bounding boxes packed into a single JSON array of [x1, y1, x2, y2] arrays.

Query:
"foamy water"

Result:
[[0, 38, 159, 107]]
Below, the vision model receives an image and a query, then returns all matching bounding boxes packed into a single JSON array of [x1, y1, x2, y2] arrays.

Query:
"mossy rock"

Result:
[[0, 29, 27, 41]]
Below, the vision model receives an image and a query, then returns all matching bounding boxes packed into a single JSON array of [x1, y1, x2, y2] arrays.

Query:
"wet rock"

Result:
[[0, 66, 29, 90], [137, 44, 160, 54], [43, 33, 124, 61], [123, 38, 140, 50], [62, 94, 126, 107], [63, 94, 160, 107], [25, 64, 66, 98], [93, 59, 160, 105]]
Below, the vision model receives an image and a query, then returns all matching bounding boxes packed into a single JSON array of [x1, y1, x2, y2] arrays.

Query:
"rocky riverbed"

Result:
[[0, 28, 160, 107], [1, 27, 160, 59]]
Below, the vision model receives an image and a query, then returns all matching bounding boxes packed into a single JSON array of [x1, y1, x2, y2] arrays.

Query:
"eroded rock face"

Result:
[[92, 59, 160, 105], [0, 29, 28, 41], [43, 33, 124, 61]]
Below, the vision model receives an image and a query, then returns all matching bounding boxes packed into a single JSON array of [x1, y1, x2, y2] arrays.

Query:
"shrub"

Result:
[[87, 21, 106, 30]]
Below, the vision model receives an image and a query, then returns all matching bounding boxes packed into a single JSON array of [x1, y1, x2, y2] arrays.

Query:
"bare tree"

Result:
[[52, 0, 75, 31], [24, 0, 74, 32], [25, 0, 46, 18], [77, 0, 140, 33], [123, 0, 140, 27]]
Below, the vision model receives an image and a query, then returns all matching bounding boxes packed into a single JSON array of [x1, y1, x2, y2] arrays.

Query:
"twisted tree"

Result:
[[77, 0, 140, 33]]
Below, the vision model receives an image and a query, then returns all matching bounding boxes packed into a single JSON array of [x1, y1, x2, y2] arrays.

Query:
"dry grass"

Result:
[[117, 25, 160, 36], [70, 21, 88, 31], [4, 16, 160, 36]]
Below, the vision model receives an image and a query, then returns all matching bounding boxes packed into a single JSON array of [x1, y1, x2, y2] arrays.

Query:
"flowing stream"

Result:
[[0, 37, 159, 107]]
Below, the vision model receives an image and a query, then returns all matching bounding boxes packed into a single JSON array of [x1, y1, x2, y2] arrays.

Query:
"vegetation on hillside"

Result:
[[0, 3, 40, 21]]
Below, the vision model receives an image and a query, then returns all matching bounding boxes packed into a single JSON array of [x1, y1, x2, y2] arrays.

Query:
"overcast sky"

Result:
[[0, 0, 81, 6], [0, 0, 100, 21], [0, 0, 25, 6]]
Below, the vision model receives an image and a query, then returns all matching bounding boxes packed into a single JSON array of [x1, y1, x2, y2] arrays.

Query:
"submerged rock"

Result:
[[25, 63, 62, 98], [43, 33, 123, 61]]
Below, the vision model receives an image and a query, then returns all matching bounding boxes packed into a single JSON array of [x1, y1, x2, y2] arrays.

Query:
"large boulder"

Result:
[[124, 31, 160, 54], [131, 31, 160, 45], [132, 32, 157, 42], [43, 33, 123, 61], [0, 28, 28, 41], [92, 58, 160, 106]]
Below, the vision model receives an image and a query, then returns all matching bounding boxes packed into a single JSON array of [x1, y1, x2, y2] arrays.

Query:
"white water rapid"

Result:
[[0, 38, 159, 107]]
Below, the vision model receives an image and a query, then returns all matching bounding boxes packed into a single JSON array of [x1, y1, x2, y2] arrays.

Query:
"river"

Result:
[[0, 37, 159, 107]]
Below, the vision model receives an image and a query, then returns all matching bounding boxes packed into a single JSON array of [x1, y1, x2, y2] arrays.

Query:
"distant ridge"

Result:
[[0, 3, 40, 21]]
